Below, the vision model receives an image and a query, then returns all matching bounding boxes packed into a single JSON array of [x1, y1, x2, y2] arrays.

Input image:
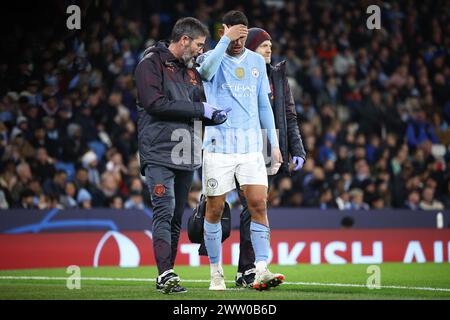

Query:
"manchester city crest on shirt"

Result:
[[235, 67, 245, 80], [252, 68, 259, 78]]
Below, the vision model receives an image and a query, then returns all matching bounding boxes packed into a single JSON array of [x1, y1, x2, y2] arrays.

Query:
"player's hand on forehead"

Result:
[[222, 24, 248, 41]]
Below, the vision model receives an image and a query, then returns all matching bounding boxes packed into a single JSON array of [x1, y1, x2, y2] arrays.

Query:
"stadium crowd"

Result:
[[0, 0, 449, 210]]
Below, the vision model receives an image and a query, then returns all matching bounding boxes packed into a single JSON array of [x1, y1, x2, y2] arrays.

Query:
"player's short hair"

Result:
[[171, 17, 210, 42], [222, 10, 248, 27]]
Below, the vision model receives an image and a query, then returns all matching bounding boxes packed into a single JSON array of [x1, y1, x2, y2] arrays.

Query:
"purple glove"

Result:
[[203, 103, 231, 124], [203, 102, 216, 119], [212, 107, 232, 124], [292, 156, 305, 171]]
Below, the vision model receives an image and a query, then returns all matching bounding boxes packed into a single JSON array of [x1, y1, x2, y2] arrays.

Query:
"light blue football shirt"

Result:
[[197, 36, 278, 154]]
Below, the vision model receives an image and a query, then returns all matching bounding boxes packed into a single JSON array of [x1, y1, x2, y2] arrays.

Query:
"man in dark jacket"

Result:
[[135, 17, 228, 294], [235, 28, 307, 287]]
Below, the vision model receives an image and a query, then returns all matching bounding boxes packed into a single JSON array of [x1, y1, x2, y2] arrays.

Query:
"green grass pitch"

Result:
[[0, 263, 449, 300]]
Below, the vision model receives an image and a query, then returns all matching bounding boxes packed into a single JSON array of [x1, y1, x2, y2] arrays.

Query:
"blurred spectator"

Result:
[[74, 104, 98, 142], [106, 149, 128, 183], [301, 167, 326, 207], [319, 188, 338, 210], [335, 145, 353, 174], [349, 188, 370, 210], [336, 191, 352, 210], [404, 189, 421, 210], [0, 187, 9, 209], [77, 188, 93, 209], [100, 171, 120, 204], [334, 48, 356, 76], [60, 123, 87, 162], [60, 181, 78, 209], [419, 187, 444, 210], [124, 190, 145, 210], [318, 133, 336, 164], [406, 109, 439, 149], [109, 195, 124, 209], [43, 169, 67, 197], [73, 167, 105, 207], [350, 159, 372, 190], [317, 77, 340, 109], [31, 147, 56, 184], [11, 162, 32, 205], [277, 176, 295, 207], [81, 150, 101, 187], [355, 90, 384, 138], [19, 189, 37, 209], [370, 194, 385, 209], [46, 193, 64, 209], [441, 179, 450, 209], [42, 117, 61, 158]]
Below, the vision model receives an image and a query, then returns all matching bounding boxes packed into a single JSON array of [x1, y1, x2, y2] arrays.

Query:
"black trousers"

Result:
[[236, 175, 274, 273], [144, 164, 193, 275]]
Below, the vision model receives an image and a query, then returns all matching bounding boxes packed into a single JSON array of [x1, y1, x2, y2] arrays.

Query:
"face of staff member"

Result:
[[168, 23, 206, 68], [253, 38, 272, 64]]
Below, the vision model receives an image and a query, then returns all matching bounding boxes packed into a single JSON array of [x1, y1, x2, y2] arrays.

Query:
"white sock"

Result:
[[211, 263, 222, 275], [255, 261, 267, 273]]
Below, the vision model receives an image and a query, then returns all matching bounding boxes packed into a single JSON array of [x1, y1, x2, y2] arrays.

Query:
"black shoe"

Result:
[[156, 282, 187, 293], [171, 284, 188, 293], [242, 269, 256, 288], [235, 269, 256, 288], [235, 273, 244, 287], [156, 269, 180, 294]]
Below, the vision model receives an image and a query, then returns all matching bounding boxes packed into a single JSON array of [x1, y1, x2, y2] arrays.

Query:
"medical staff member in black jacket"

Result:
[[135, 17, 229, 294], [235, 27, 307, 287]]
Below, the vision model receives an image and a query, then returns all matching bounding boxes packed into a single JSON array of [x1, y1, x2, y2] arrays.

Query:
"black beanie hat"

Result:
[[245, 28, 272, 51]]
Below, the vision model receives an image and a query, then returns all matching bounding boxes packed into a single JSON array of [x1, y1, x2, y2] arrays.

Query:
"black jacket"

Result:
[[135, 41, 206, 173], [268, 61, 306, 174]]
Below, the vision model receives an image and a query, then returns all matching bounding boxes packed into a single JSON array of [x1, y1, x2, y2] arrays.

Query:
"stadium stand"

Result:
[[0, 0, 449, 210]]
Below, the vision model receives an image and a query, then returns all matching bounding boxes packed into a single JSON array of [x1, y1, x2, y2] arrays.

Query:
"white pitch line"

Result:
[[1, 276, 450, 293], [283, 281, 450, 292]]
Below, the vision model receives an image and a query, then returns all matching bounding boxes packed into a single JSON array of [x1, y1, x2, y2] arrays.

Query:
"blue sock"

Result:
[[250, 221, 270, 263], [204, 220, 222, 264]]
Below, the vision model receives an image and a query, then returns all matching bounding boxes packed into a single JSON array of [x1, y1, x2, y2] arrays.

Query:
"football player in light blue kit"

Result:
[[197, 10, 284, 291]]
